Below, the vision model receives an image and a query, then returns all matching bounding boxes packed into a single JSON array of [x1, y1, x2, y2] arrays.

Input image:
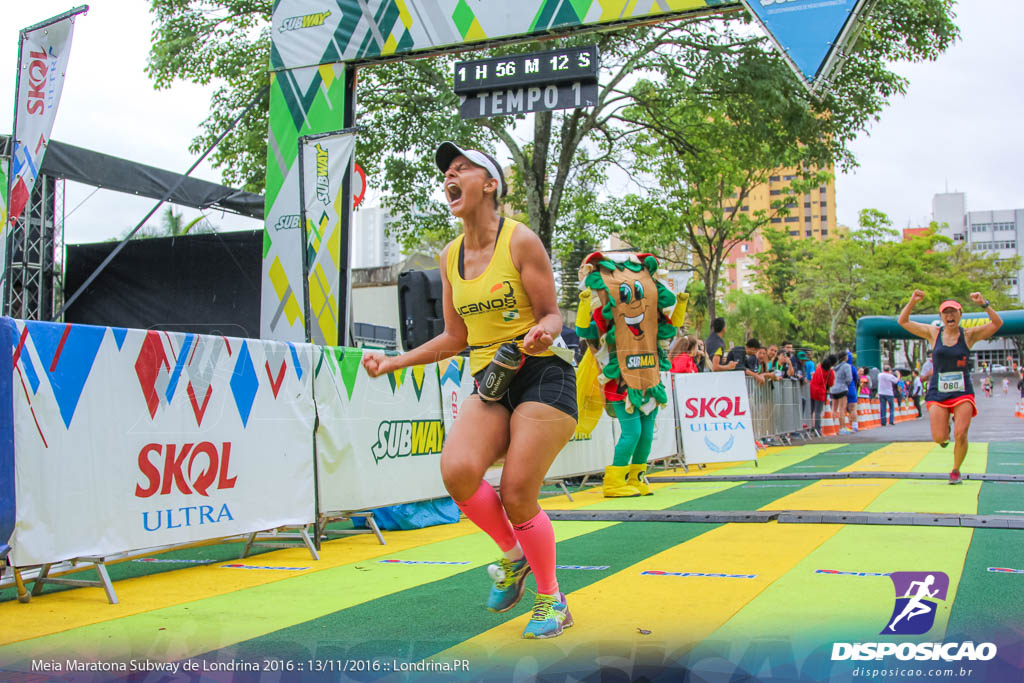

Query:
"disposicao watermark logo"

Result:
[[830, 570, 998, 663], [883, 571, 948, 635]]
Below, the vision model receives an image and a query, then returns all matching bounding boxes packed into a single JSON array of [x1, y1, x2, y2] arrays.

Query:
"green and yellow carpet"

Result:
[[2, 441, 1022, 682]]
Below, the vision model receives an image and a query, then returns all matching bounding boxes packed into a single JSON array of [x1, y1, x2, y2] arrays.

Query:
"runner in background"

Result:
[[363, 142, 576, 638], [897, 290, 1002, 484]]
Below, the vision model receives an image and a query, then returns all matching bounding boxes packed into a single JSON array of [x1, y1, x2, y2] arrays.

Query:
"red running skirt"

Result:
[[926, 395, 977, 418]]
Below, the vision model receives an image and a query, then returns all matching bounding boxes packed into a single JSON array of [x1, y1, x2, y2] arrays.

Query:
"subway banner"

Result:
[[261, 63, 348, 342], [672, 370, 757, 465], [299, 130, 356, 346], [315, 348, 448, 512], [270, 0, 743, 72], [439, 355, 617, 480], [5, 318, 315, 566]]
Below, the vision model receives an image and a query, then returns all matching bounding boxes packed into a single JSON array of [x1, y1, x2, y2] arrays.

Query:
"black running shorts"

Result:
[[471, 355, 577, 421]]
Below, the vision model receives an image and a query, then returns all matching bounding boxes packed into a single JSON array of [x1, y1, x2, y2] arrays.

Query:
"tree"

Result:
[[607, 30, 834, 322], [764, 210, 1020, 351], [116, 206, 213, 240], [722, 290, 796, 344], [147, 0, 959, 266], [147, 0, 272, 193]]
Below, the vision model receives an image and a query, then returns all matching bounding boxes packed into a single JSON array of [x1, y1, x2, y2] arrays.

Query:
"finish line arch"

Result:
[[855, 310, 1024, 369], [262, 0, 877, 345]]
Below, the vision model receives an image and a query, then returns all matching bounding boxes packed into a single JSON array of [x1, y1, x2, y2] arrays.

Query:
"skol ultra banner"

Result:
[[270, 0, 741, 72], [6, 319, 316, 566], [0, 319, 15, 556], [299, 130, 356, 346], [315, 348, 448, 512], [673, 370, 757, 465], [9, 8, 84, 224]]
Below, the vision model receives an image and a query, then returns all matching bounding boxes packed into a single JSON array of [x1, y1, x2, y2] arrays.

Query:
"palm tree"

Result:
[[161, 207, 205, 236]]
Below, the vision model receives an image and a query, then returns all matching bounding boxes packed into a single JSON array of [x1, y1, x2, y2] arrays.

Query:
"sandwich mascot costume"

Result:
[[574, 252, 688, 497]]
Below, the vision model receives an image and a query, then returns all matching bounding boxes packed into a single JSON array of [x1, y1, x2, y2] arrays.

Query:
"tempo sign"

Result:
[[454, 45, 599, 120]]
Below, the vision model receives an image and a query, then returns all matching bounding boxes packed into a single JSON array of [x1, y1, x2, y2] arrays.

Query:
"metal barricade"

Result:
[[745, 377, 773, 441], [746, 377, 810, 444]]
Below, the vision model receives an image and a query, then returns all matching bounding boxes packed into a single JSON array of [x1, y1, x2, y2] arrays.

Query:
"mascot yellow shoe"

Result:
[[603, 465, 641, 498], [627, 464, 652, 496]]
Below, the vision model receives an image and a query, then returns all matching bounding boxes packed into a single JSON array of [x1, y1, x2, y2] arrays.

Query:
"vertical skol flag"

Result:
[[298, 130, 356, 346], [8, 7, 86, 224]]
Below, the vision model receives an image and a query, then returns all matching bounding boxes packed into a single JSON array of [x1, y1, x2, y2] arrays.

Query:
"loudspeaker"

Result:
[[397, 269, 444, 351]]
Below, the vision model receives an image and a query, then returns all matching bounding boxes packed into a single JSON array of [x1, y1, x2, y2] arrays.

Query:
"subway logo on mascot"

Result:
[[372, 420, 446, 463], [457, 280, 518, 316]]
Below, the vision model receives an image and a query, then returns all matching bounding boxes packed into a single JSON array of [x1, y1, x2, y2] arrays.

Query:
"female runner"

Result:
[[897, 290, 1002, 484], [362, 142, 577, 638]]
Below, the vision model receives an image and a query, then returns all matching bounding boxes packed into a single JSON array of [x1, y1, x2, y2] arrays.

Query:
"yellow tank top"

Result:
[[447, 220, 552, 374]]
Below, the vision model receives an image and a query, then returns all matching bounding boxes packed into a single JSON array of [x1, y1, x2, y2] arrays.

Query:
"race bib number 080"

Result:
[[938, 371, 965, 393]]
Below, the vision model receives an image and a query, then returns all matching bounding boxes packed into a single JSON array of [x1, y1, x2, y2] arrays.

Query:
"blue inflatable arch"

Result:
[[855, 311, 1024, 369]]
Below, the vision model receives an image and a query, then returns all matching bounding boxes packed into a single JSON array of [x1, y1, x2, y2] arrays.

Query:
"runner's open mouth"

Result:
[[445, 183, 462, 202]]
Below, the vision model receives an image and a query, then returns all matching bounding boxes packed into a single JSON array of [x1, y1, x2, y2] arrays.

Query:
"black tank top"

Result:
[[925, 327, 973, 402]]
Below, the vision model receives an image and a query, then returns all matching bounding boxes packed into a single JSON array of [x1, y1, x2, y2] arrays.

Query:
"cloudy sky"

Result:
[[1, 1, 1021, 245]]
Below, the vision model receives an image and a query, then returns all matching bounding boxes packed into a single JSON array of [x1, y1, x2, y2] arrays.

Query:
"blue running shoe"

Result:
[[486, 557, 531, 612], [522, 592, 573, 639]]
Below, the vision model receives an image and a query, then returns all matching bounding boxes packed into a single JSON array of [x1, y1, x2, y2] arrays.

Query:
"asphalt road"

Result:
[[814, 386, 1024, 443]]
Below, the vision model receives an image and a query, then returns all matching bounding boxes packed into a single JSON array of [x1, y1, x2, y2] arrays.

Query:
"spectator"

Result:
[[668, 335, 687, 367], [755, 347, 768, 375], [766, 344, 793, 380], [868, 365, 880, 398], [809, 355, 836, 432], [706, 318, 734, 372], [920, 358, 934, 392], [669, 335, 700, 374], [877, 365, 898, 426], [858, 367, 871, 399], [829, 353, 853, 434], [1018, 371, 1024, 398], [692, 337, 711, 372], [797, 350, 815, 418], [846, 351, 859, 432], [911, 370, 924, 418], [725, 338, 766, 385]]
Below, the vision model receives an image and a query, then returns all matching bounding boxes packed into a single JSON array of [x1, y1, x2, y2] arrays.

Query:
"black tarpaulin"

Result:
[[63, 230, 263, 337], [0, 135, 264, 219]]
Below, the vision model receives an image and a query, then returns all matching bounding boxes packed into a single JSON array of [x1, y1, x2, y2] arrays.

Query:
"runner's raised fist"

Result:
[[361, 353, 391, 378], [910, 289, 926, 304]]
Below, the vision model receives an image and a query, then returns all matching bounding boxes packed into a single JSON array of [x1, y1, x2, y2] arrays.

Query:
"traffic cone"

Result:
[[822, 408, 839, 436], [858, 402, 874, 431], [1015, 400, 1024, 420]]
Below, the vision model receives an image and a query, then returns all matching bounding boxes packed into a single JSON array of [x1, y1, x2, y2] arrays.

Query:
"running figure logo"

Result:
[[882, 571, 949, 635]]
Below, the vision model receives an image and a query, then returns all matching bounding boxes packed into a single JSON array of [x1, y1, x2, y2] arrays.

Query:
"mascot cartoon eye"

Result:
[[634, 280, 644, 300], [619, 283, 633, 304]]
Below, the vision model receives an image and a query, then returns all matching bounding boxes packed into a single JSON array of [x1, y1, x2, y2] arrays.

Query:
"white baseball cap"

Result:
[[435, 142, 506, 198]]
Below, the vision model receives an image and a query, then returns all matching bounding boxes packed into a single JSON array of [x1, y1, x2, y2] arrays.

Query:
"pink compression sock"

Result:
[[512, 509, 559, 595], [454, 481, 516, 552]]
